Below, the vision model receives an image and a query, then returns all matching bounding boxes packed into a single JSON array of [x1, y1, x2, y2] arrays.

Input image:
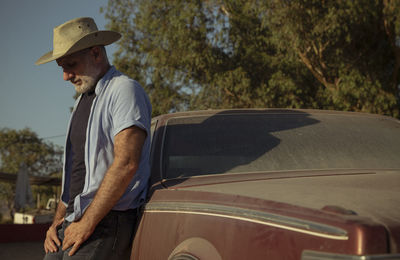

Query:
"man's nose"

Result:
[[63, 71, 74, 81]]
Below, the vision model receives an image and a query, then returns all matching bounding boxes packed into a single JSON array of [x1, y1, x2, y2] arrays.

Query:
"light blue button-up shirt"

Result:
[[61, 66, 152, 222]]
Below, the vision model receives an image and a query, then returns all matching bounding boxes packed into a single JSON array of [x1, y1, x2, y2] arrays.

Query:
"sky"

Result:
[[0, 0, 116, 148]]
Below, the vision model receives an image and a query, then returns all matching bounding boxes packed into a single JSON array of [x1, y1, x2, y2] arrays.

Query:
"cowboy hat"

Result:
[[35, 17, 121, 65]]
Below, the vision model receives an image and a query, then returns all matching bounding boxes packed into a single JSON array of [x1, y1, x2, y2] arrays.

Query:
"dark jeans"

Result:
[[43, 209, 138, 260]]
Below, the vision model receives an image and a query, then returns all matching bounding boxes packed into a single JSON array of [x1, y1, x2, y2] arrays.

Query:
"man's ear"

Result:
[[91, 46, 101, 61]]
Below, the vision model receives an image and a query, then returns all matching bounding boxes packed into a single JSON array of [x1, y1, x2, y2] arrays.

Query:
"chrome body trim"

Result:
[[144, 202, 348, 240], [302, 250, 400, 259]]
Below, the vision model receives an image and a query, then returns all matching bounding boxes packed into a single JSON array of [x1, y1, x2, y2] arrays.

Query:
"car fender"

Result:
[[168, 237, 222, 260]]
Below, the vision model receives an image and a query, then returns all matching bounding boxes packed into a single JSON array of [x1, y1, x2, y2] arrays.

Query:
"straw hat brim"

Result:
[[35, 30, 121, 65]]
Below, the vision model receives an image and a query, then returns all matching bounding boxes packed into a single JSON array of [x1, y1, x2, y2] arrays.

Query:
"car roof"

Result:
[[152, 108, 399, 122]]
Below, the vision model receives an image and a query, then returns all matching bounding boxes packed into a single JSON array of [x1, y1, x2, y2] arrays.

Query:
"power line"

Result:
[[42, 134, 65, 140]]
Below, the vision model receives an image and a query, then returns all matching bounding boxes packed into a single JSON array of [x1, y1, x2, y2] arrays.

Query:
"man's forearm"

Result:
[[78, 126, 146, 229], [52, 201, 66, 226], [61, 161, 139, 256], [80, 162, 137, 228]]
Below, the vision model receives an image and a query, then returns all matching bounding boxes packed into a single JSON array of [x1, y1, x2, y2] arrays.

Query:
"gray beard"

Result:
[[74, 78, 96, 94], [73, 68, 101, 94]]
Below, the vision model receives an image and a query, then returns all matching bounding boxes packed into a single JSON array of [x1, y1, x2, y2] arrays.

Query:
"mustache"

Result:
[[70, 77, 80, 85]]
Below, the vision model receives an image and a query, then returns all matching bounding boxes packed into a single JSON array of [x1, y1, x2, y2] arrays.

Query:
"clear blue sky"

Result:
[[0, 0, 116, 148]]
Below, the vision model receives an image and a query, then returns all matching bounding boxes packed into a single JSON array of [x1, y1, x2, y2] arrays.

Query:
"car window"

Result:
[[161, 112, 400, 179]]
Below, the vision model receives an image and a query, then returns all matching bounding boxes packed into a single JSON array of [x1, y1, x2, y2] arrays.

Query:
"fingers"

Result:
[[62, 221, 94, 256], [62, 236, 72, 251], [62, 234, 83, 256], [62, 224, 73, 251], [68, 241, 83, 256], [62, 226, 81, 256], [44, 227, 61, 253], [52, 234, 61, 248], [44, 238, 58, 253]]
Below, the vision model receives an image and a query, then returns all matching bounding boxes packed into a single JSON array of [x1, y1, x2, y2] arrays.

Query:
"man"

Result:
[[35, 17, 152, 259]]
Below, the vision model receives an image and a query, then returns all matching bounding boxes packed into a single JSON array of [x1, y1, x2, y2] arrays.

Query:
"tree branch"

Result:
[[298, 50, 337, 94]]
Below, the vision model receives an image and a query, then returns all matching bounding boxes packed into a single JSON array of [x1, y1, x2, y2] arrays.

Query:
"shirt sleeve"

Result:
[[110, 79, 152, 137]]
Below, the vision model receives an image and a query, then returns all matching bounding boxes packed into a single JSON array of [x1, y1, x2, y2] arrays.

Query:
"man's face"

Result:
[[56, 48, 101, 94]]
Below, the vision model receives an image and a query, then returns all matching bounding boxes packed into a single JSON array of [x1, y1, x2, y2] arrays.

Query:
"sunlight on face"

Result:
[[74, 63, 101, 94], [57, 49, 102, 94]]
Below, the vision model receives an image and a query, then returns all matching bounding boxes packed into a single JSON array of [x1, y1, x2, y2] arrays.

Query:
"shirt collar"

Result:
[[95, 66, 117, 96]]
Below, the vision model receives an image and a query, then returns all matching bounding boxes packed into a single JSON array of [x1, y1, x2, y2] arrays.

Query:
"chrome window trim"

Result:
[[159, 118, 168, 180], [144, 201, 348, 240], [149, 119, 158, 168], [302, 250, 400, 260]]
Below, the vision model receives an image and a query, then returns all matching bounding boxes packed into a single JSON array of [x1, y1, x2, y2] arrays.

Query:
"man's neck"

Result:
[[97, 63, 111, 80]]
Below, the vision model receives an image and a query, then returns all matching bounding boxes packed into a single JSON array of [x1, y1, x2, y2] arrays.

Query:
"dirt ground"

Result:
[[0, 242, 45, 260]]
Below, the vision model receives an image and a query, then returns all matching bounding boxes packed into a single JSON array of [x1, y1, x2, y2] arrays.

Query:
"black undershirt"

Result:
[[67, 91, 96, 213]]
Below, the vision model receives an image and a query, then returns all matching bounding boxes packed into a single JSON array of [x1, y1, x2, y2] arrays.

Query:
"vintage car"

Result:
[[131, 109, 400, 260]]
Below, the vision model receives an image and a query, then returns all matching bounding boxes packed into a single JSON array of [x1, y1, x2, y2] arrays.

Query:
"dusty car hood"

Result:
[[166, 169, 400, 251], [168, 170, 399, 220]]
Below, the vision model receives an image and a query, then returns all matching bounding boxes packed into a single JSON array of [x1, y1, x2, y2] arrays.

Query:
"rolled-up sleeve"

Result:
[[110, 80, 152, 137]]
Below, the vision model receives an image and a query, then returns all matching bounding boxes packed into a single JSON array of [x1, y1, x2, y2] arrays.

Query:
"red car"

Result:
[[131, 109, 400, 260]]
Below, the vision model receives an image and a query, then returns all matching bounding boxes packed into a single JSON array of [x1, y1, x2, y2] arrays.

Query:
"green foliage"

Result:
[[103, 0, 400, 117], [0, 128, 62, 175], [0, 128, 62, 218], [269, 0, 400, 116], [0, 182, 13, 219]]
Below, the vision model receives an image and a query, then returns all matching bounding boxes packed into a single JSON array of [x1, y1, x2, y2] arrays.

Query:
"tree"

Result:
[[0, 128, 63, 219], [269, 0, 400, 115], [102, 0, 400, 117], [383, 0, 400, 90]]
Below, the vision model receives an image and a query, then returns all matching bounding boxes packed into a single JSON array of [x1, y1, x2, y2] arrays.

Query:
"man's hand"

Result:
[[62, 219, 95, 256], [44, 217, 64, 253]]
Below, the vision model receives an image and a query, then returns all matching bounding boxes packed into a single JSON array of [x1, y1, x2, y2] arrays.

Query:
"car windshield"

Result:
[[161, 111, 400, 179]]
